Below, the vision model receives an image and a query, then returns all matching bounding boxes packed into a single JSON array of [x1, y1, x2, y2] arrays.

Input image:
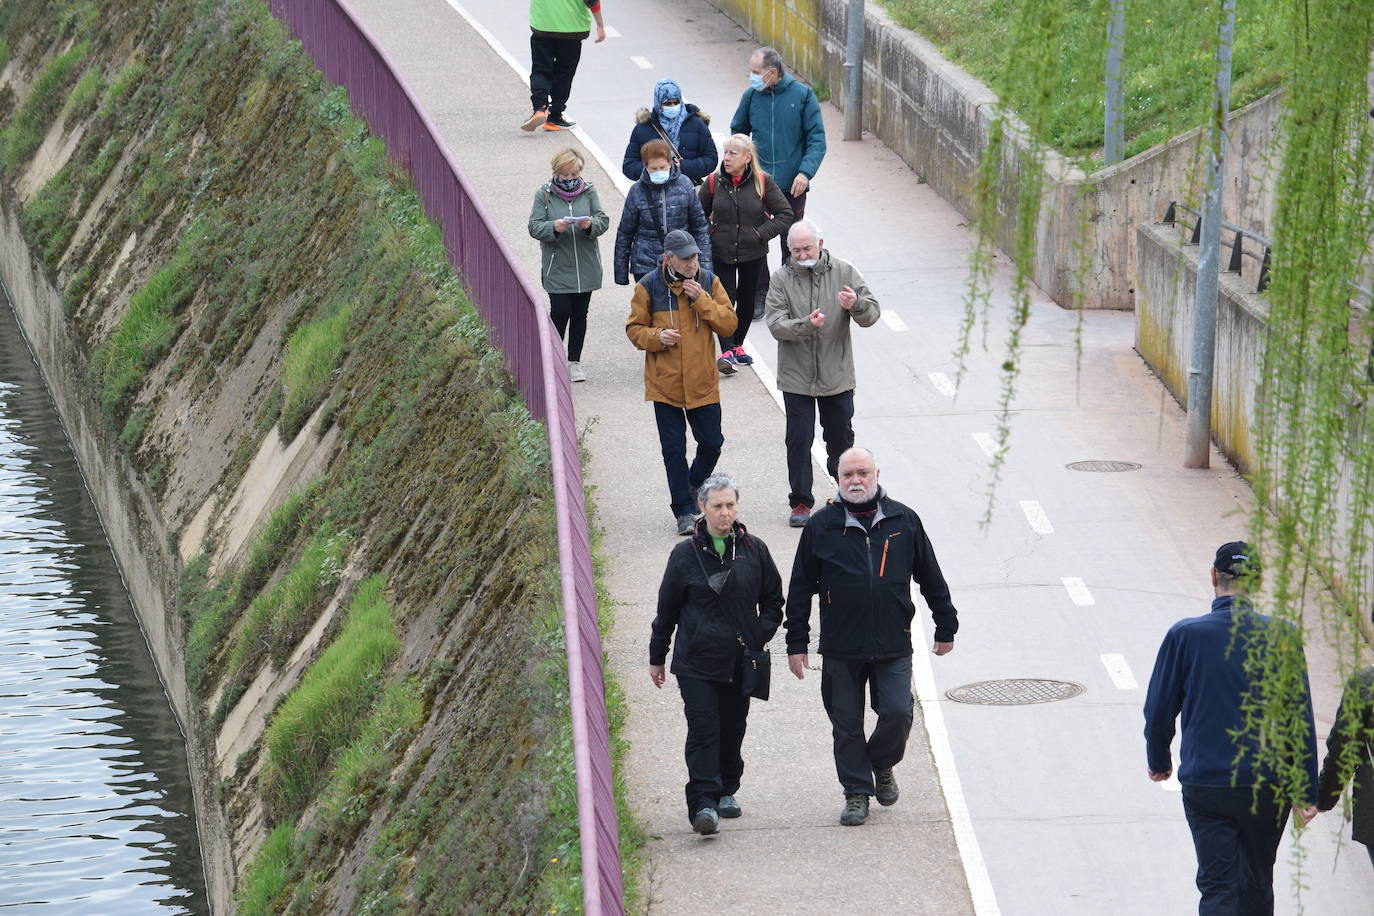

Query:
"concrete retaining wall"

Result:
[[1135, 221, 1268, 472], [708, 0, 1284, 309]]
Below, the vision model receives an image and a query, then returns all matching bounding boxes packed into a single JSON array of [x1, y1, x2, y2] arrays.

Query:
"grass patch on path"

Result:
[[878, 0, 1286, 163]]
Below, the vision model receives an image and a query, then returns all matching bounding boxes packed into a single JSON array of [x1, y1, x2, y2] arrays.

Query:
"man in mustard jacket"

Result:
[[627, 230, 738, 535]]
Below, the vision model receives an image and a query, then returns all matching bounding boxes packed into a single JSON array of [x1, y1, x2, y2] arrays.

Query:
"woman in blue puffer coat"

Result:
[[614, 138, 712, 285], [622, 78, 718, 185]]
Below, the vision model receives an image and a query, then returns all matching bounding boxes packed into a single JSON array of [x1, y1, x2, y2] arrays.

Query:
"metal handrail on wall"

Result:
[[1163, 200, 1273, 293], [266, 1, 622, 912]]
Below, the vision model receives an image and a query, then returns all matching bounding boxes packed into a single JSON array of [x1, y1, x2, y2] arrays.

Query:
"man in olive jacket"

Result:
[[627, 230, 737, 535], [765, 219, 880, 526], [784, 447, 958, 827]]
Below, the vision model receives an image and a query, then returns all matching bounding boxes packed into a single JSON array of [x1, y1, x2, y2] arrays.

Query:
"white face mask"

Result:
[[795, 258, 819, 268]]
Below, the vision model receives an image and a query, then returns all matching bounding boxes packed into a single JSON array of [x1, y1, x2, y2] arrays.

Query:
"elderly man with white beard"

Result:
[[783, 447, 960, 827]]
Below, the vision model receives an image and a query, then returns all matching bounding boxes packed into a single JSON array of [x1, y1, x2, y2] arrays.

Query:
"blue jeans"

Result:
[[1181, 784, 1288, 915], [652, 401, 724, 518]]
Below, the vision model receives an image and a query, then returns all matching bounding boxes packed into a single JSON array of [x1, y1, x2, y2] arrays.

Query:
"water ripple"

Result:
[[0, 296, 205, 912]]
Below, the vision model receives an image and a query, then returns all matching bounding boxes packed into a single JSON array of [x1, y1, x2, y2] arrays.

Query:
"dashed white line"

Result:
[[881, 310, 910, 332], [1061, 576, 1095, 606], [928, 372, 957, 397], [971, 432, 999, 458], [1100, 653, 1138, 690], [630, 55, 653, 69], [1018, 500, 1054, 534], [604, 25, 622, 38]]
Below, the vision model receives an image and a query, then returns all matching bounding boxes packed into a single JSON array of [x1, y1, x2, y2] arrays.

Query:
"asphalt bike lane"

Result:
[[366, 0, 1372, 911]]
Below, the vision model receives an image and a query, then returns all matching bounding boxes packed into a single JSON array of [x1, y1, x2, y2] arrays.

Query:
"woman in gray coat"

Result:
[[528, 148, 609, 382]]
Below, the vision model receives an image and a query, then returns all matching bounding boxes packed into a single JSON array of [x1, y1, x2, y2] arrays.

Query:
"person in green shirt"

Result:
[[523, 0, 608, 132]]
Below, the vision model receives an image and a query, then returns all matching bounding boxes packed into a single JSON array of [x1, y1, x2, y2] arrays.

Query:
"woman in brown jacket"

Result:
[[698, 134, 793, 375]]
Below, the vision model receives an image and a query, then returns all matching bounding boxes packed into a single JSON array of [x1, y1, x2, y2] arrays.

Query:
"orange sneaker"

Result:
[[543, 115, 576, 131], [521, 108, 548, 131]]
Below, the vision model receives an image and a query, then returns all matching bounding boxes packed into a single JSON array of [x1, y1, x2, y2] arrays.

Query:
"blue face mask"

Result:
[[748, 72, 766, 91], [649, 170, 671, 185], [660, 103, 682, 120]]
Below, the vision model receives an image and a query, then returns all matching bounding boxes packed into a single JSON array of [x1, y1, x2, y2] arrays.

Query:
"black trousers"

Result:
[[820, 655, 914, 796], [783, 389, 855, 508], [778, 189, 807, 264], [715, 256, 766, 351], [653, 401, 724, 518], [677, 674, 751, 822], [548, 291, 591, 361], [529, 34, 583, 118], [1181, 784, 1288, 915]]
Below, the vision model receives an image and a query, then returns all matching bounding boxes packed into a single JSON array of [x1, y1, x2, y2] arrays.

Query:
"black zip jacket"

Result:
[[650, 520, 785, 683], [784, 492, 958, 658]]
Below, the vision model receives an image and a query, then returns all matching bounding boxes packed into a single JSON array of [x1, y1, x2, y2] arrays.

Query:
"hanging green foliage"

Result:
[[955, 0, 1071, 525], [1243, 0, 1374, 824]]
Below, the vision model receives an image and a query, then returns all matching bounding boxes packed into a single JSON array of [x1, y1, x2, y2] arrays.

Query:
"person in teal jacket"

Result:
[[528, 148, 610, 382], [523, 0, 607, 132], [729, 46, 826, 257]]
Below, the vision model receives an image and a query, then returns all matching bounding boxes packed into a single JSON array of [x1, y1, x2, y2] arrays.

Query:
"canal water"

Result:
[[0, 290, 207, 913]]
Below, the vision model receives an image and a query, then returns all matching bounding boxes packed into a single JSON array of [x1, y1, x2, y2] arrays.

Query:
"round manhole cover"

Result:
[[945, 678, 1086, 705], [1067, 459, 1142, 472]]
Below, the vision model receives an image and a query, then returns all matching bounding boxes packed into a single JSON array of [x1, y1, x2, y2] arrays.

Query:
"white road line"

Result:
[[630, 55, 653, 69], [1061, 576, 1095, 606], [910, 585, 1003, 916], [1018, 499, 1054, 534], [604, 25, 622, 38], [445, 1, 632, 195], [928, 371, 957, 397], [445, 8, 992, 908], [880, 310, 910, 332], [1100, 653, 1138, 690], [971, 432, 999, 458]]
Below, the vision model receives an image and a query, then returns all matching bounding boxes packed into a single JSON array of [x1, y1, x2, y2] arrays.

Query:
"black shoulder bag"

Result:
[[692, 537, 771, 700]]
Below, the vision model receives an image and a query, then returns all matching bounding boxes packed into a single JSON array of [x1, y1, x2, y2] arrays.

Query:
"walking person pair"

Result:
[[650, 448, 961, 833]]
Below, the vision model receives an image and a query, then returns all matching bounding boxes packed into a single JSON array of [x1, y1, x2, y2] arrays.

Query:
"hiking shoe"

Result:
[[543, 115, 576, 130], [568, 360, 587, 383], [874, 767, 899, 806], [692, 807, 720, 835], [521, 108, 548, 131], [717, 795, 742, 818], [676, 514, 696, 536], [840, 794, 869, 826], [717, 352, 738, 376], [731, 345, 754, 366], [788, 503, 811, 527]]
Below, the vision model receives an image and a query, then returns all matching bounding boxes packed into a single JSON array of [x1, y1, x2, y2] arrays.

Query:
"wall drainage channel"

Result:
[[1066, 460, 1142, 472], [946, 678, 1086, 705]]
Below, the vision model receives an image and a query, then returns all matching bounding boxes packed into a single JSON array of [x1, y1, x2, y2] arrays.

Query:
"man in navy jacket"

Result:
[[1143, 541, 1318, 915]]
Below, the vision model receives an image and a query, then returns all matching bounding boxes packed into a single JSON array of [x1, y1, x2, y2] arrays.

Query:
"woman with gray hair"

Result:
[[648, 474, 784, 836]]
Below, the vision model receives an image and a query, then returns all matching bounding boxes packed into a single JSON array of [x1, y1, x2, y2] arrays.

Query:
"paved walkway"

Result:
[[346, 1, 1371, 912]]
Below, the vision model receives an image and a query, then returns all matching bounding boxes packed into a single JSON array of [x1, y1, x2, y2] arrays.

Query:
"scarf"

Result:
[[551, 177, 584, 202]]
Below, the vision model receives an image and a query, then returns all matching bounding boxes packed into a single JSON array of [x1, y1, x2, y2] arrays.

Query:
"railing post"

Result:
[[843, 0, 865, 141], [1104, 0, 1126, 166], [1184, 0, 1237, 469]]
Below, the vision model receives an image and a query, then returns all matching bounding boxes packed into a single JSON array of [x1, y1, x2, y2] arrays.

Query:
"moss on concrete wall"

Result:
[[0, 1, 613, 911]]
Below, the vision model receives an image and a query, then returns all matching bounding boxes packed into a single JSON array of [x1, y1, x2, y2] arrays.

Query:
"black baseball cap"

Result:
[[1214, 541, 1259, 577]]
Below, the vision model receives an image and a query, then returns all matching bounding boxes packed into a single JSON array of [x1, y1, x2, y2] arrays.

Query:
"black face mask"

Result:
[[666, 264, 693, 283]]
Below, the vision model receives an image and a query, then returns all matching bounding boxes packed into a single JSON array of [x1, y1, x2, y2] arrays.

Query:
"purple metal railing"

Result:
[[266, 2, 621, 911]]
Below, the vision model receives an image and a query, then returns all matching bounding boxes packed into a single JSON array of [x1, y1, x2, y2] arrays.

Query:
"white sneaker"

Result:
[[568, 361, 587, 382]]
